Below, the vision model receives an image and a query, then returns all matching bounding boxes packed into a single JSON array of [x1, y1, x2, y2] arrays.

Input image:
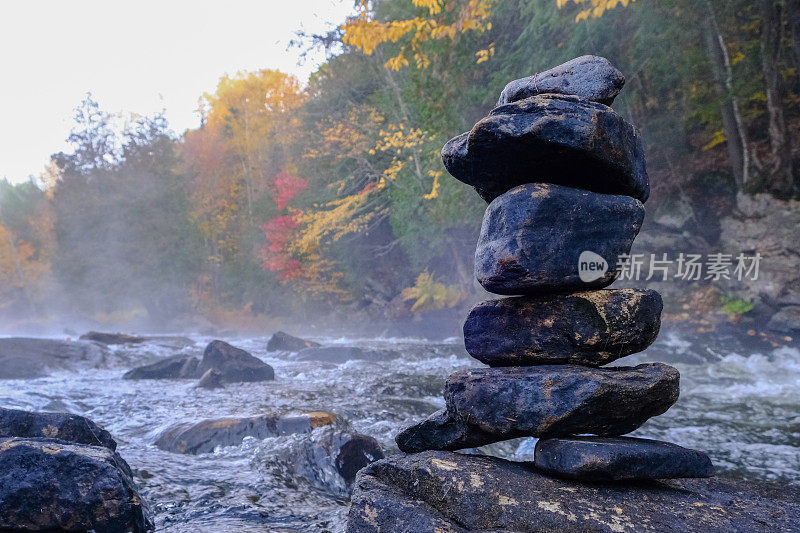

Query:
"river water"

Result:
[[1, 331, 798, 532]]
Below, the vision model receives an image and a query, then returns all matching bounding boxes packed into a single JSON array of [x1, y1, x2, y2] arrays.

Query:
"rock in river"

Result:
[[464, 289, 662, 366], [0, 337, 107, 379], [155, 411, 339, 454], [475, 183, 644, 295], [123, 354, 200, 380], [267, 331, 322, 351], [346, 450, 800, 533], [0, 407, 117, 450], [80, 331, 146, 345], [0, 437, 152, 532], [442, 94, 649, 202], [497, 55, 625, 106], [534, 436, 714, 481], [196, 368, 224, 389], [397, 363, 679, 452], [197, 340, 274, 382]]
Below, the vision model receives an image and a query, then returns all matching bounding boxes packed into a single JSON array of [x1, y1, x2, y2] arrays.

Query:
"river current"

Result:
[[1, 331, 798, 532]]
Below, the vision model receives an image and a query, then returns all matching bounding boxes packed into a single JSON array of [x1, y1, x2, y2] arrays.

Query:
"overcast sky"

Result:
[[0, 0, 354, 184]]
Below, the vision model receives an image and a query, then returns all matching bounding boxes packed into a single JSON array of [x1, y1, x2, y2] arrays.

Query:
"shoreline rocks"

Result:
[[0, 407, 117, 450]]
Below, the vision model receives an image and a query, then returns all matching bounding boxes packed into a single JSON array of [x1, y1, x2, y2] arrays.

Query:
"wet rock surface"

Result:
[[535, 436, 714, 481], [267, 331, 322, 351], [197, 339, 275, 382], [475, 183, 644, 295], [123, 354, 200, 380], [497, 55, 626, 106], [464, 289, 662, 366], [0, 337, 107, 379], [0, 437, 153, 532], [80, 331, 147, 345], [346, 451, 800, 533], [442, 94, 649, 202], [155, 411, 339, 454], [196, 368, 224, 389], [0, 407, 117, 450]]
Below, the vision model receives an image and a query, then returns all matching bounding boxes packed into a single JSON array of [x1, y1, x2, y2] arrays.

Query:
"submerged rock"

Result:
[[123, 354, 199, 380], [397, 363, 679, 452], [267, 331, 322, 351], [497, 55, 625, 106], [155, 411, 339, 454], [442, 94, 648, 202], [346, 450, 800, 533], [0, 437, 152, 532], [534, 436, 714, 481], [197, 340, 274, 382], [464, 289, 662, 366], [0, 337, 107, 379], [196, 368, 224, 389], [475, 183, 644, 295], [80, 331, 146, 345], [0, 407, 116, 450]]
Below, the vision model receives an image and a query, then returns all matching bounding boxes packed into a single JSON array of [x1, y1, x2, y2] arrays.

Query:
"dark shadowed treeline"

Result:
[[1, 0, 799, 330]]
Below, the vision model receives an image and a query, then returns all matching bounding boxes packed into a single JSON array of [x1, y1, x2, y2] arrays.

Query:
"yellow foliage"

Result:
[[401, 271, 465, 312], [557, 0, 637, 21], [423, 170, 442, 199], [702, 129, 727, 151], [342, 0, 496, 69]]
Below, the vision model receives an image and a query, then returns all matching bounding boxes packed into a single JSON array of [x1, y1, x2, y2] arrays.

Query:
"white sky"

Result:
[[0, 0, 355, 184]]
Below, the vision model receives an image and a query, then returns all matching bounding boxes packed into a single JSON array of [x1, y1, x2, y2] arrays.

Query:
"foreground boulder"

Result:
[[282, 427, 384, 496], [266, 331, 322, 351], [0, 337, 107, 379], [535, 436, 714, 481], [346, 451, 800, 533], [0, 407, 116, 450], [197, 340, 274, 382], [80, 331, 146, 345], [0, 438, 152, 532], [475, 183, 644, 295], [397, 363, 679, 452], [498, 55, 625, 106], [464, 289, 662, 366], [123, 354, 199, 380], [442, 94, 649, 202], [155, 411, 339, 454]]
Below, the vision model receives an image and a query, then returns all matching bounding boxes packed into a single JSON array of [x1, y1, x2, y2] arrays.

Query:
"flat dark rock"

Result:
[[80, 331, 146, 345], [535, 436, 714, 481], [475, 183, 644, 295], [442, 94, 648, 202], [346, 451, 800, 532], [155, 411, 339, 454], [498, 55, 625, 106], [0, 437, 152, 532], [123, 354, 199, 380], [197, 340, 274, 382], [0, 407, 117, 450], [464, 289, 662, 366], [0, 337, 107, 378], [397, 363, 679, 452], [267, 331, 322, 351]]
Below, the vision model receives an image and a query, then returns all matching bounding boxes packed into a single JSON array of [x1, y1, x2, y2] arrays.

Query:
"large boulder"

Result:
[[497, 55, 625, 106], [122, 354, 199, 380], [79, 331, 146, 345], [397, 363, 679, 452], [346, 451, 800, 533], [197, 340, 274, 383], [475, 183, 644, 295], [442, 94, 649, 202], [535, 436, 714, 481], [155, 411, 339, 454], [0, 407, 116, 450], [0, 337, 108, 379], [266, 331, 322, 351], [464, 289, 662, 366], [0, 437, 152, 532]]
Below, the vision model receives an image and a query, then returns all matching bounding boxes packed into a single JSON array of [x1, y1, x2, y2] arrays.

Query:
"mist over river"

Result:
[[1, 331, 798, 532]]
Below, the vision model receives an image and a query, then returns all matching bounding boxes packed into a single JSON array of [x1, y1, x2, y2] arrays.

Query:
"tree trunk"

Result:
[[760, 0, 795, 198], [701, 1, 750, 189], [788, 0, 800, 76]]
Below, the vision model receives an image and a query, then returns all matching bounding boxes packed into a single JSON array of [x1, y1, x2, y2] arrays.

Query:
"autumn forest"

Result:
[[2, 0, 800, 332]]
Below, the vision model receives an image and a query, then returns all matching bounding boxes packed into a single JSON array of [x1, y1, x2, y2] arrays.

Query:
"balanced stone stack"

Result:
[[395, 55, 714, 482]]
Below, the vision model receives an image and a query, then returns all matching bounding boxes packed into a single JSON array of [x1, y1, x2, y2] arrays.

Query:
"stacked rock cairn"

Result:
[[396, 56, 714, 482]]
